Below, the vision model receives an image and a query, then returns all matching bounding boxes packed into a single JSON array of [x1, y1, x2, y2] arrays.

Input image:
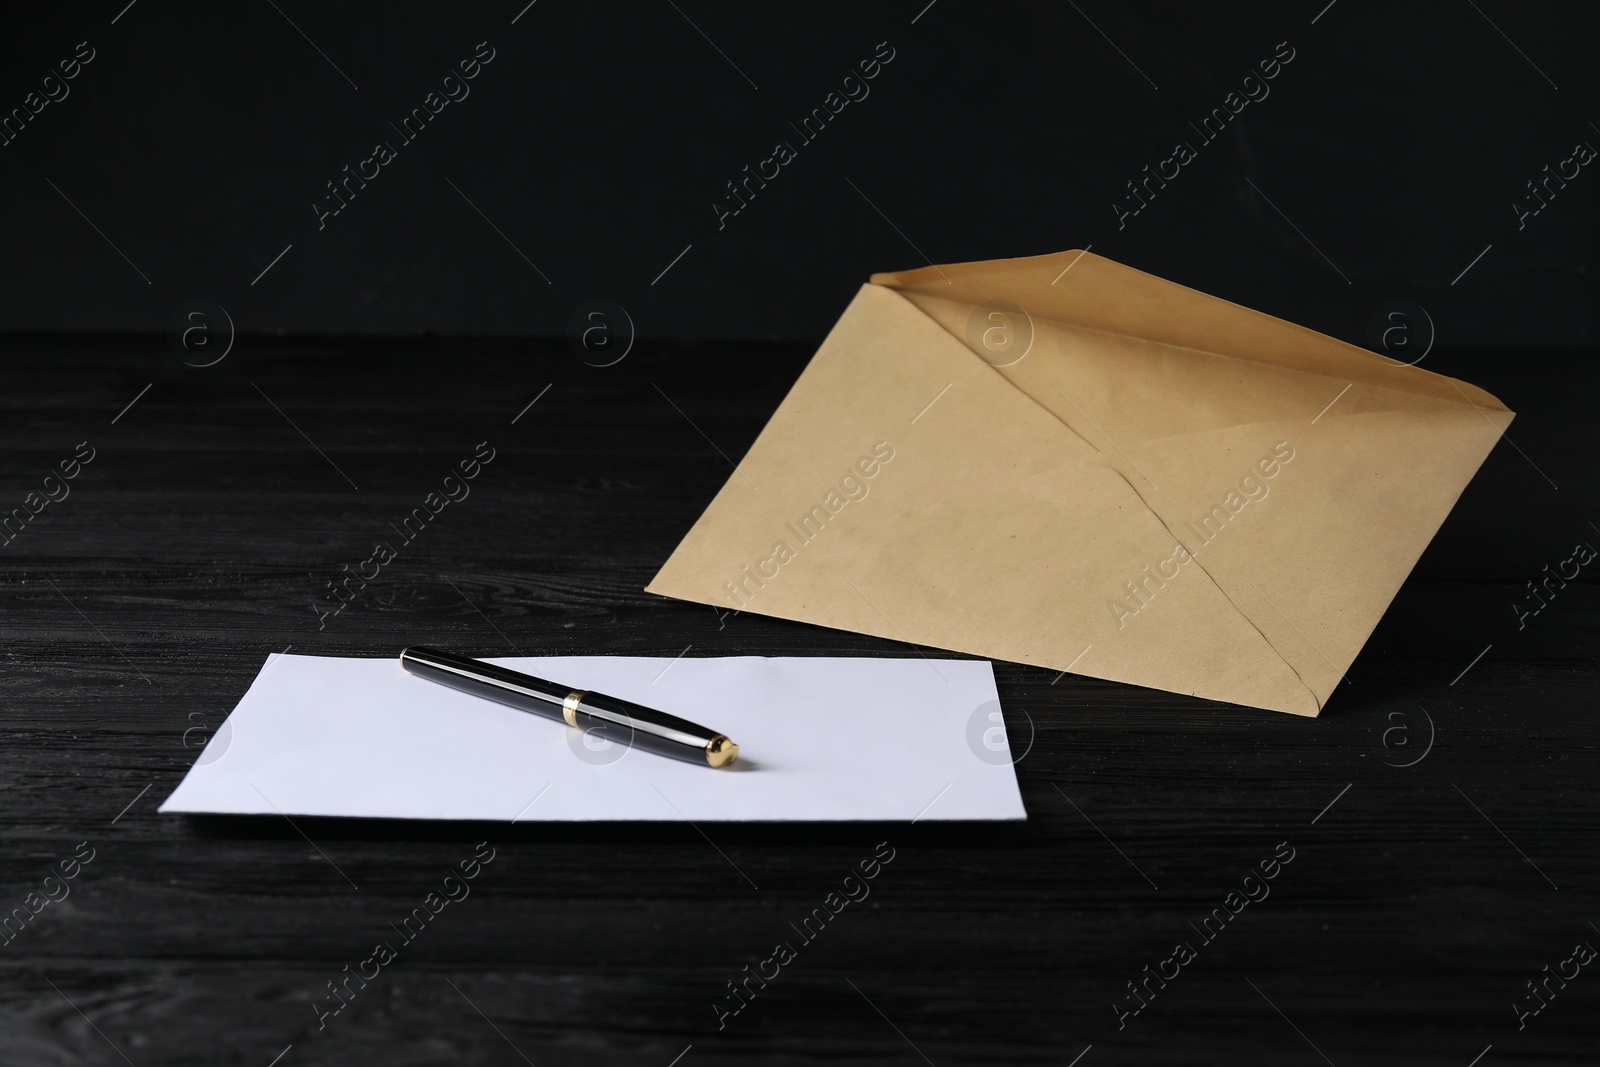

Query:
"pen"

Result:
[[398, 646, 739, 768]]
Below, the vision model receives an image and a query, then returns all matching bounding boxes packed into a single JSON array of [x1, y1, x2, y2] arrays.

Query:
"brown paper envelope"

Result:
[[646, 251, 1513, 715]]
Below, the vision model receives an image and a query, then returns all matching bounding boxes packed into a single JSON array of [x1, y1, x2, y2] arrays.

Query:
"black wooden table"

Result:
[[1, 338, 1594, 1066]]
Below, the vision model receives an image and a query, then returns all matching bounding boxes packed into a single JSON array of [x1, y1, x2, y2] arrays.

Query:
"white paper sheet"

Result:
[[158, 653, 1026, 822]]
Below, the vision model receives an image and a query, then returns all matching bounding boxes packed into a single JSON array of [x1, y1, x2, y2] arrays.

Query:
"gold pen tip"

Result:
[[706, 735, 738, 768]]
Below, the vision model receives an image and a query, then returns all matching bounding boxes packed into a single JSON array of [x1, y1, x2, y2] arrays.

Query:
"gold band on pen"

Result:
[[705, 734, 739, 768], [562, 690, 587, 728]]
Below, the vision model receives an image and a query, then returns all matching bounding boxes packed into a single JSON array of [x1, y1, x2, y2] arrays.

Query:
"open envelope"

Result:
[[647, 250, 1513, 716]]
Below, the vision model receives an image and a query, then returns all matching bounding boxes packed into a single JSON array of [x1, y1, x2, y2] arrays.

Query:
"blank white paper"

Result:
[[158, 653, 1027, 822]]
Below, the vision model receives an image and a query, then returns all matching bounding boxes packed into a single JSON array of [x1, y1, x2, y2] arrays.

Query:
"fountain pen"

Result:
[[398, 646, 739, 768]]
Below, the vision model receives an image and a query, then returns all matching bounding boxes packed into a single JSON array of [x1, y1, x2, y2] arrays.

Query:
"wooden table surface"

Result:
[[0, 338, 1594, 1066]]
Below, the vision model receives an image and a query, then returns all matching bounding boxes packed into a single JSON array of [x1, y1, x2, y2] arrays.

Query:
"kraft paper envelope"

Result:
[[647, 250, 1513, 716]]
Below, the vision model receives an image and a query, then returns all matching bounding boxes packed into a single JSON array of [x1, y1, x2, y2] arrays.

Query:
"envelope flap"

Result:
[[872, 250, 1508, 411], [873, 287, 1503, 461]]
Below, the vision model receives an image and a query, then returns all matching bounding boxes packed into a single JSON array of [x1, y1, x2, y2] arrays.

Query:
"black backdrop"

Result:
[[0, 0, 1593, 346]]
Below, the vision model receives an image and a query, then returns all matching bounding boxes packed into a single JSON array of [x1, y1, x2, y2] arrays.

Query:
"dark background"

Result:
[[1, 2, 1597, 1066], [0, 0, 1592, 344]]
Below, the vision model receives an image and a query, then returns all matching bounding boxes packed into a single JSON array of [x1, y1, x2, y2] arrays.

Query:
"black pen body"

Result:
[[400, 645, 569, 721], [399, 646, 737, 767]]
